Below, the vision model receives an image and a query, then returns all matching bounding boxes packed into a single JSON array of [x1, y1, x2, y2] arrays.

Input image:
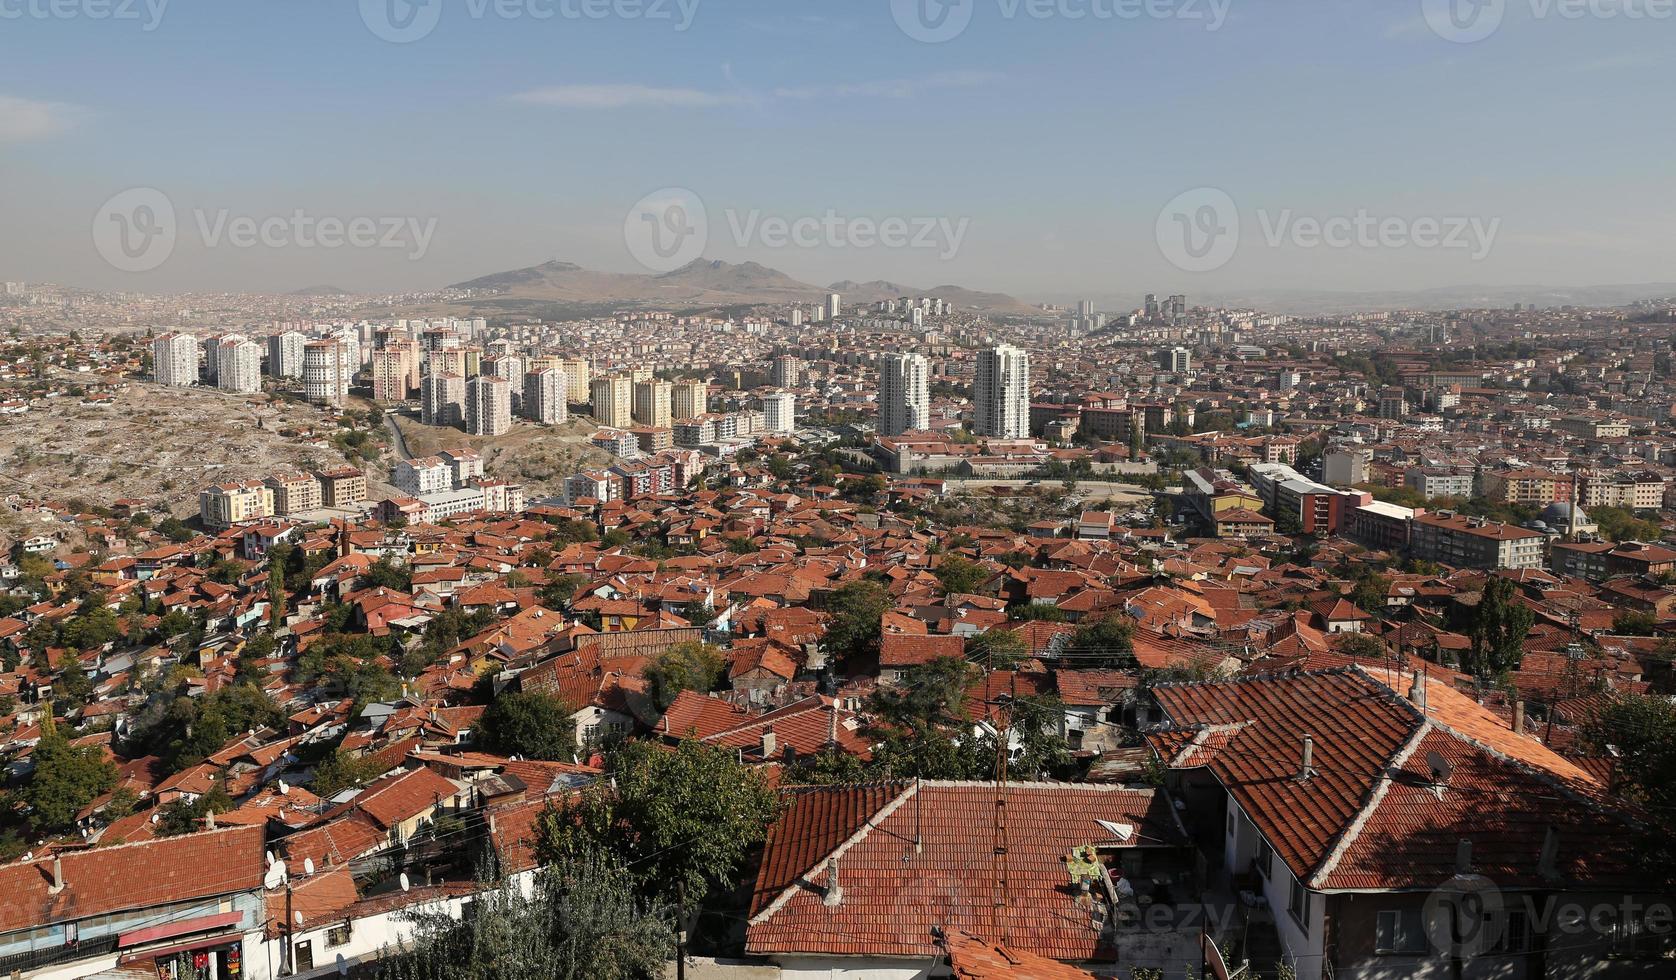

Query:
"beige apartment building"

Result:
[[671, 379, 710, 420], [316, 467, 368, 507], [633, 379, 673, 429], [591, 375, 633, 429], [265, 471, 322, 516], [200, 481, 274, 528]]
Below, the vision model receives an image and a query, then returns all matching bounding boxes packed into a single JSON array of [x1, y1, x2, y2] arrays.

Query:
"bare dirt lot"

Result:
[[391, 414, 613, 498], [0, 382, 389, 516]]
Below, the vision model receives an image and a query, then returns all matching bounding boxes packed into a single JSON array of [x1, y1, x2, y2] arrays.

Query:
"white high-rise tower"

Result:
[[974, 344, 1030, 439], [878, 352, 930, 437]]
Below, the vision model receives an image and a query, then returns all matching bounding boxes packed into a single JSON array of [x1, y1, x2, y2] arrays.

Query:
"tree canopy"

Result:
[[474, 691, 577, 761]]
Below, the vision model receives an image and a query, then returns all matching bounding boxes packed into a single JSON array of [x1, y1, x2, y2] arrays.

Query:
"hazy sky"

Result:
[[1, 0, 1672, 300]]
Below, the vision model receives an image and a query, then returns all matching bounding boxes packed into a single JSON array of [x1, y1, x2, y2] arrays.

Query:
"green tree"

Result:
[[364, 558, 413, 592], [823, 580, 891, 664], [1586, 695, 1676, 885], [1612, 610, 1659, 636], [156, 780, 234, 836], [933, 555, 989, 597], [642, 641, 726, 711], [1067, 612, 1138, 669], [538, 740, 778, 911], [867, 657, 991, 780], [23, 731, 116, 832], [474, 691, 577, 760], [538, 574, 588, 610], [379, 840, 675, 980], [313, 748, 395, 798], [965, 629, 1026, 670], [1462, 577, 1534, 680], [268, 543, 290, 626]]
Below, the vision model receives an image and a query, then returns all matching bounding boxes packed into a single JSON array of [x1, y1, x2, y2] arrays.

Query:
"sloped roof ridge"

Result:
[[747, 782, 918, 927], [1308, 721, 1433, 889]]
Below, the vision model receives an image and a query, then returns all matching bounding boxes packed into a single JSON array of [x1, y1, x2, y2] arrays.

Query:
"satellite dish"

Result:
[[400, 873, 410, 892], [294, 911, 304, 927], [266, 851, 276, 867], [278, 780, 289, 795], [263, 863, 287, 890], [303, 858, 315, 876], [1426, 751, 1453, 784]]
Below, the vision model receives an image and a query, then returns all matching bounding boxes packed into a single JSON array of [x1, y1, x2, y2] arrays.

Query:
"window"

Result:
[[1255, 836, 1274, 879], [1487, 908, 1531, 955], [1375, 909, 1425, 955], [1288, 875, 1312, 926], [294, 940, 314, 973], [326, 923, 352, 949]]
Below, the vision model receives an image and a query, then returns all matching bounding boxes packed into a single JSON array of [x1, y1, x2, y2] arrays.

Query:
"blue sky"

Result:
[[1, 0, 1672, 300]]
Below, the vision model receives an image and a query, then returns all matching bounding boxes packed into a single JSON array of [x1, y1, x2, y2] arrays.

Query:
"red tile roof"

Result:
[[746, 782, 1185, 962], [0, 825, 266, 933], [880, 633, 965, 668], [1152, 666, 1636, 892]]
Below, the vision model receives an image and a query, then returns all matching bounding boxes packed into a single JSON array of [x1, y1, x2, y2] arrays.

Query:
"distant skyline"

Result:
[[2, 0, 1673, 299]]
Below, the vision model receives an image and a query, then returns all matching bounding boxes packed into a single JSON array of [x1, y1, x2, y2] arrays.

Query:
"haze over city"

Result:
[[3, 0, 1674, 301], [4, 5, 1676, 980]]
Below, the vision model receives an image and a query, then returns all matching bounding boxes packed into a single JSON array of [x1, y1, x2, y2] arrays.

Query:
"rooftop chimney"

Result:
[[761, 727, 777, 760], [1513, 700, 1526, 734], [1296, 734, 1316, 782], [1539, 826, 1561, 881], [48, 856, 64, 895], [1456, 839, 1473, 875], [823, 856, 843, 908], [1409, 668, 1428, 712]]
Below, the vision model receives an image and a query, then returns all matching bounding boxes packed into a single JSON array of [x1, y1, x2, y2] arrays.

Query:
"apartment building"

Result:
[[422, 372, 466, 428], [439, 449, 484, 487], [878, 352, 930, 436], [303, 339, 351, 407], [633, 379, 673, 429], [316, 467, 367, 507], [1578, 471, 1666, 511], [1410, 512, 1546, 570], [372, 341, 421, 403], [1480, 468, 1572, 506], [394, 456, 454, 497], [1404, 467, 1474, 499], [671, 379, 709, 420], [200, 480, 274, 528], [1557, 416, 1632, 439], [763, 390, 796, 435], [973, 344, 1030, 439], [465, 375, 512, 436], [265, 471, 322, 516], [591, 375, 634, 429], [267, 330, 306, 378], [523, 367, 568, 424], [152, 332, 200, 387], [215, 336, 262, 394]]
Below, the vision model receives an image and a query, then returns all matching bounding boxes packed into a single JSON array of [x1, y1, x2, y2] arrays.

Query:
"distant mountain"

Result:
[[830, 279, 1037, 314], [1070, 282, 1676, 317], [440, 259, 1032, 314]]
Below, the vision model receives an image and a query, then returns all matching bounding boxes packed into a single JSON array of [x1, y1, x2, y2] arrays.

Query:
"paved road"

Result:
[[385, 414, 413, 462]]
